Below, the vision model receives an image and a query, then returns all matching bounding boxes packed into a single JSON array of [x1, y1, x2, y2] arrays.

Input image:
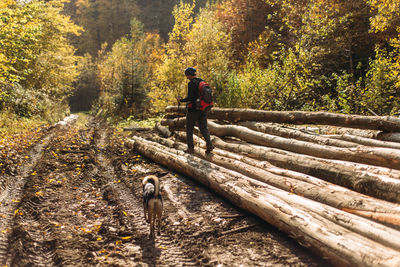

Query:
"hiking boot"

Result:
[[205, 145, 214, 154], [185, 148, 194, 154]]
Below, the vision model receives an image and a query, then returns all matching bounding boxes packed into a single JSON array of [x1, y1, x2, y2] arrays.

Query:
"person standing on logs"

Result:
[[177, 67, 214, 155]]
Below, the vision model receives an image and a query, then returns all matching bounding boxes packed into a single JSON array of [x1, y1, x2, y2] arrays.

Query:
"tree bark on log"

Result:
[[162, 118, 400, 170], [162, 117, 400, 175], [323, 133, 400, 149], [126, 136, 400, 267], [238, 121, 359, 148], [166, 106, 400, 132], [205, 135, 400, 203], [146, 133, 400, 226], [154, 122, 172, 137], [161, 119, 400, 203], [377, 132, 400, 143]]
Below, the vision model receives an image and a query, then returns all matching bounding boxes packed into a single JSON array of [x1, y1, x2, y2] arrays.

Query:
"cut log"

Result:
[[166, 106, 400, 132], [126, 136, 400, 266], [324, 133, 400, 150], [123, 127, 151, 132], [162, 118, 400, 170], [300, 125, 378, 138], [154, 122, 172, 138], [238, 121, 359, 148], [204, 135, 400, 203], [377, 132, 400, 143], [148, 133, 400, 226]]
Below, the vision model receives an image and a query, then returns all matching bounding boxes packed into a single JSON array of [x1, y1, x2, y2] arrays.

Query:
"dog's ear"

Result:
[[142, 176, 148, 185]]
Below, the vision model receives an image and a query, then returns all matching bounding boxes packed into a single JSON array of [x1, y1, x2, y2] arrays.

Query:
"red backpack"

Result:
[[196, 80, 214, 111]]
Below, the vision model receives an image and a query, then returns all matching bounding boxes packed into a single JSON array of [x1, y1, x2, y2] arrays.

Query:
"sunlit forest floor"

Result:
[[0, 114, 332, 266]]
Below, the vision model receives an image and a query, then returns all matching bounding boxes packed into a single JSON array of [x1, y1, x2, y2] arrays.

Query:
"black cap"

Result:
[[184, 67, 196, 76]]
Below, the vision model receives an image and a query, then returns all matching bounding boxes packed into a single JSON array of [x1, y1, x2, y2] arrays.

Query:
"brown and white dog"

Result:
[[142, 175, 163, 237]]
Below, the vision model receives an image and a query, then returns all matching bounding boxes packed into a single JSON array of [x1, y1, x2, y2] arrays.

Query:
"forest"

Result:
[[2, 1, 400, 266], [1, 0, 400, 123]]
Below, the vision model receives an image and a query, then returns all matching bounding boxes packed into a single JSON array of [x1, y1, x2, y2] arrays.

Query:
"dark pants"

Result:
[[186, 108, 213, 150]]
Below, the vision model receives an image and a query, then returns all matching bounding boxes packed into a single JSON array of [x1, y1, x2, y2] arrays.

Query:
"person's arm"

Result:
[[180, 81, 197, 102]]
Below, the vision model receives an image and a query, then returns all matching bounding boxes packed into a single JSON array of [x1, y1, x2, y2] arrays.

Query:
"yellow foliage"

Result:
[[0, 0, 15, 9]]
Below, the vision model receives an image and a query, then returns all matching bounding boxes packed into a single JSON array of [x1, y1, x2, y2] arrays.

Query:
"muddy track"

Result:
[[0, 117, 332, 266], [0, 130, 55, 265], [94, 126, 199, 266]]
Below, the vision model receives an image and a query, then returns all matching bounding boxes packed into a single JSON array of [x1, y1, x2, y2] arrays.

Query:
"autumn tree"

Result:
[[67, 0, 139, 56], [0, 0, 82, 120], [215, 0, 276, 65], [149, 0, 195, 113], [96, 19, 162, 118]]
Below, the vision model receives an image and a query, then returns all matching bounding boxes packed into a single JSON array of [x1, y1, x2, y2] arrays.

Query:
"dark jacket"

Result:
[[180, 77, 202, 111]]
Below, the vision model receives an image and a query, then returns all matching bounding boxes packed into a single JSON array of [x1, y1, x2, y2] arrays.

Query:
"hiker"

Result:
[[177, 67, 214, 154]]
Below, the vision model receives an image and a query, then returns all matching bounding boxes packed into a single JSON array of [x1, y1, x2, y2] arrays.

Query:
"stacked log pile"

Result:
[[126, 106, 400, 266]]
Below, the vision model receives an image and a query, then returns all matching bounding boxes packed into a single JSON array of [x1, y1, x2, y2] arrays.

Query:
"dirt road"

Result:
[[0, 116, 332, 266]]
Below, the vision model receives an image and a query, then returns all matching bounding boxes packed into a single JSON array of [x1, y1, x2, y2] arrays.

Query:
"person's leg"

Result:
[[185, 111, 197, 153], [198, 110, 213, 153]]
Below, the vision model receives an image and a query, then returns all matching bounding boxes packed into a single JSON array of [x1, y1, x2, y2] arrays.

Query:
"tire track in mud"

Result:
[[94, 127, 200, 266], [0, 117, 98, 267], [0, 133, 54, 265]]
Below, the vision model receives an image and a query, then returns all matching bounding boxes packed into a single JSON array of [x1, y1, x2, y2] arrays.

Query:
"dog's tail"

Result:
[[143, 175, 160, 197]]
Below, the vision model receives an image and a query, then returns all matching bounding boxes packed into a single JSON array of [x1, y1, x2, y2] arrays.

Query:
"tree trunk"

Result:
[[166, 106, 400, 132], [126, 136, 400, 267], [147, 133, 400, 226]]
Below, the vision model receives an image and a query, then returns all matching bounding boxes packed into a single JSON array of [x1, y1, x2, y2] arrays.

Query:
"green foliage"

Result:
[[218, 47, 321, 111], [185, 8, 233, 96], [95, 19, 162, 118], [149, 1, 195, 113], [362, 48, 400, 115], [117, 116, 162, 130], [0, 109, 47, 135]]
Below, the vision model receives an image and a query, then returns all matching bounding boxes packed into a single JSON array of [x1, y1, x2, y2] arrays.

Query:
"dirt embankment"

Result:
[[0, 116, 332, 266]]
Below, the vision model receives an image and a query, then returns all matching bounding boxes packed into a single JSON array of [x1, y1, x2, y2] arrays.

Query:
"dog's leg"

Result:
[[148, 200, 155, 237], [156, 202, 163, 236], [143, 201, 148, 223], [157, 214, 161, 236]]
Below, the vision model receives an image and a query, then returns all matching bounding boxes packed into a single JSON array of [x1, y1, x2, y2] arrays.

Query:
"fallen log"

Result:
[[123, 127, 151, 132], [238, 121, 359, 148], [301, 125, 378, 138], [323, 133, 400, 150], [166, 106, 400, 132], [148, 133, 400, 226], [377, 132, 400, 143], [162, 118, 400, 170], [126, 136, 400, 266], [154, 122, 171, 138], [206, 135, 400, 203]]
